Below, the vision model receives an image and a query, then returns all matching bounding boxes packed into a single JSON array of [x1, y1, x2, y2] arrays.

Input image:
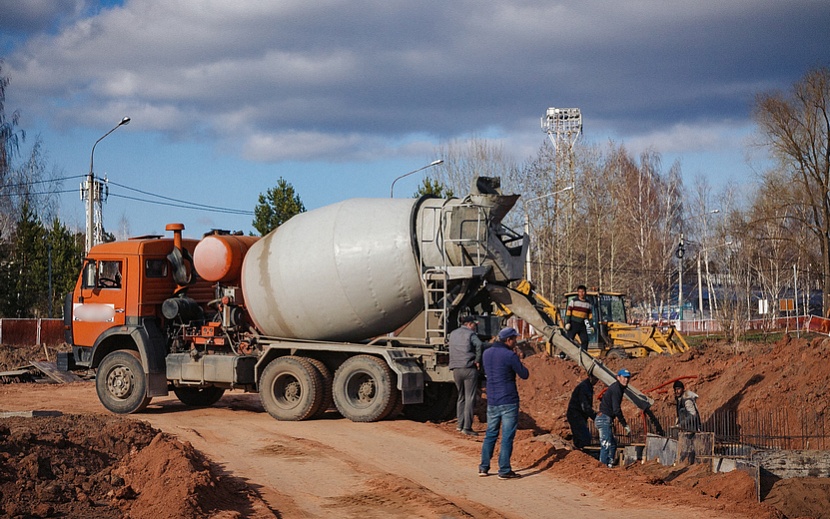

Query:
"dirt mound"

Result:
[[0, 414, 274, 518]]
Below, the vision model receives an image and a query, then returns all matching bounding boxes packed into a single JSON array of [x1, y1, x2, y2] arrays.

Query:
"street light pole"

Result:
[[522, 185, 574, 283], [389, 159, 444, 198], [677, 209, 720, 321], [697, 240, 732, 317], [86, 116, 130, 253]]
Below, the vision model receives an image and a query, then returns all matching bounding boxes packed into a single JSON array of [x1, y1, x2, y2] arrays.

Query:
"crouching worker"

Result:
[[673, 380, 701, 433], [567, 374, 599, 449]]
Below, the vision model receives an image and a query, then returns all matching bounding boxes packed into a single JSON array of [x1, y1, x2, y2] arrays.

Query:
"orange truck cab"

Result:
[[63, 225, 256, 413]]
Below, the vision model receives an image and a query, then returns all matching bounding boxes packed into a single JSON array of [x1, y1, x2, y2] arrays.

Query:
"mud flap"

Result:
[[147, 372, 169, 397], [381, 350, 424, 405]]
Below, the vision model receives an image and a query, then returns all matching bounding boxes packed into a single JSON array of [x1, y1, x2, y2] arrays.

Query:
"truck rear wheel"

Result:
[[303, 357, 334, 418], [96, 350, 151, 414], [173, 386, 226, 407], [332, 355, 396, 422], [260, 356, 324, 421]]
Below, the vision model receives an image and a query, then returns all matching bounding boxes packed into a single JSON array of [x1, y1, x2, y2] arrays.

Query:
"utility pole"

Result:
[[84, 117, 130, 253]]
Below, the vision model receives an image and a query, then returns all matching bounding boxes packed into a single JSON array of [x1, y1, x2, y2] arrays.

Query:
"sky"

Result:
[[1, 0, 828, 239]]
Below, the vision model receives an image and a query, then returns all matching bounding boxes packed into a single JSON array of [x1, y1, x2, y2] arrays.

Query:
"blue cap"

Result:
[[617, 368, 631, 378], [498, 327, 519, 340]]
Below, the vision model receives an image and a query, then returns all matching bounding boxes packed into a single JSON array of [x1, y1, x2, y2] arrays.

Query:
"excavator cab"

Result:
[[563, 289, 689, 358]]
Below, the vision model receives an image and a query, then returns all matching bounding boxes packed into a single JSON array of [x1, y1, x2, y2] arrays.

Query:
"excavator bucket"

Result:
[[605, 322, 690, 356]]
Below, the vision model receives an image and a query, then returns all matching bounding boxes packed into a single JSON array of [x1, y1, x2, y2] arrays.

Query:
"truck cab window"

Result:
[[97, 261, 123, 289], [145, 259, 168, 278]]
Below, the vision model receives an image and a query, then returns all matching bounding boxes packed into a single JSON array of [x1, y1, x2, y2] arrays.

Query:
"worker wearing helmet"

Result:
[[596, 368, 632, 468], [564, 285, 593, 349], [673, 380, 701, 433]]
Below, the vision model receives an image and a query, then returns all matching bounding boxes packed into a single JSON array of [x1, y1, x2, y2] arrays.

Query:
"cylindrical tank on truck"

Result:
[[62, 177, 529, 423]]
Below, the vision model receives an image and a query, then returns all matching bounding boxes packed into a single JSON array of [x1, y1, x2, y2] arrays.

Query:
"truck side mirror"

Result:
[[82, 259, 97, 289]]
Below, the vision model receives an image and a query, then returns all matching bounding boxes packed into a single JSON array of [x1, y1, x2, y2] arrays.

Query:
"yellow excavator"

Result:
[[510, 281, 689, 359]]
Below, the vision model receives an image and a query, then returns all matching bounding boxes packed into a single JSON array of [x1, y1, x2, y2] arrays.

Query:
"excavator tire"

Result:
[[96, 350, 152, 414], [332, 355, 397, 422], [303, 357, 334, 418], [605, 348, 629, 359], [173, 386, 226, 407], [260, 356, 324, 421]]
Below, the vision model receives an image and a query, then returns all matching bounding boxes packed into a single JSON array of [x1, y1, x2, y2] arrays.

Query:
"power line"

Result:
[[105, 180, 253, 215], [108, 193, 253, 215], [0, 175, 254, 216]]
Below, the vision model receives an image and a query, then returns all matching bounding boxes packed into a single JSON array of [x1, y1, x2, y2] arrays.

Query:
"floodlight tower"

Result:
[[541, 107, 582, 288]]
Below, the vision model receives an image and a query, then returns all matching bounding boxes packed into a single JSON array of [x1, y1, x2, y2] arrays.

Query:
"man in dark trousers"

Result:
[[596, 368, 632, 467], [448, 315, 486, 436], [564, 285, 593, 349], [567, 374, 599, 449], [673, 380, 701, 432], [478, 327, 529, 480]]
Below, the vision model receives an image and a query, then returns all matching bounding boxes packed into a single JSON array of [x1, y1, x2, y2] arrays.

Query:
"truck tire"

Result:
[[260, 356, 324, 421], [332, 355, 397, 422], [403, 382, 457, 422], [303, 357, 334, 418], [173, 386, 226, 407], [96, 350, 151, 414]]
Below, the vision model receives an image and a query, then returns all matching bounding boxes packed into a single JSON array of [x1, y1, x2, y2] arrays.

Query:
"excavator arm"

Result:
[[486, 284, 654, 412]]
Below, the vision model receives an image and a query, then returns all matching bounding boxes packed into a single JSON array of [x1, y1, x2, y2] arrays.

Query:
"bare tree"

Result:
[[753, 67, 830, 314]]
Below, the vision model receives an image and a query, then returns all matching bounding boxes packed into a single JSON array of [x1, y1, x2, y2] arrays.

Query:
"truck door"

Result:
[[72, 259, 127, 348]]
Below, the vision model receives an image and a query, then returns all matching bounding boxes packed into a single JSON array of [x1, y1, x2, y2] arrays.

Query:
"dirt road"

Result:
[[0, 381, 751, 519]]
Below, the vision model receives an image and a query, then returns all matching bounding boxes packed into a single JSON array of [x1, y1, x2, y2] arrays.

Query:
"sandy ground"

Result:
[[0, 380, 772, 519]]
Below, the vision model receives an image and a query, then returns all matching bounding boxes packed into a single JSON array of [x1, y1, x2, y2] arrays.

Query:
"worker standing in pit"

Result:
[[564, 285, 593, 349], [673, 380, 701, 433], [449, 316, 486, 436], [596, 368, 632, 468], [567, 374, 599, 450], [478, 327, 529, 479]]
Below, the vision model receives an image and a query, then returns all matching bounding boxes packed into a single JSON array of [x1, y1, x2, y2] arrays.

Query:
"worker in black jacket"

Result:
[[595, 368, 631, 467], [567, 374, 599, 449]]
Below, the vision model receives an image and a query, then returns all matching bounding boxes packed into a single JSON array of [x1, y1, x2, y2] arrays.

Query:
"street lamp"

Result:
[[86, 116, 130, 253], [389, 159, 444, 198], [697, 240, 732, 317], [676, 209, 720, 320], [522, 185, 574, 282]]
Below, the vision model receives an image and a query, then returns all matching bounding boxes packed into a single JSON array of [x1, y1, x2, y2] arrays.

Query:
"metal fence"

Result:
[[592, 407, 830, 456], [0, 318, 65, 346]]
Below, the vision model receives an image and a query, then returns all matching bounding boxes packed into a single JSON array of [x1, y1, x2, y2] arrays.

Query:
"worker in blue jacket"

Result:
[[478, 327, 529, 480]]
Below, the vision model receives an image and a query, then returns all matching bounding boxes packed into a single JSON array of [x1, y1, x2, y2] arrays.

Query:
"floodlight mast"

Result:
[[541, 107, 582, 152], [541, 106, 582, 289]]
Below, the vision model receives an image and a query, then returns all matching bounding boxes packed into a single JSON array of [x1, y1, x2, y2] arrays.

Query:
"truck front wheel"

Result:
[[96, 350, 151, 414], [259, 356, 323, 421], [332, 355, 396, 422]]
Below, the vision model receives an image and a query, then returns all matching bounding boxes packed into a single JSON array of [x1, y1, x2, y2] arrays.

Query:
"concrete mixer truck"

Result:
[[61, 176, 656, 423]]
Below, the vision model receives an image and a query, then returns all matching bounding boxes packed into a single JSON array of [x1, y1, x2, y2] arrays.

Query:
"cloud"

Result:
[[4, 0, 829, 164]]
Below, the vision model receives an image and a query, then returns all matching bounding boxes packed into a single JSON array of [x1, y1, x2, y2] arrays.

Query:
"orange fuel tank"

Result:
[[193, 234, 259, 283]]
